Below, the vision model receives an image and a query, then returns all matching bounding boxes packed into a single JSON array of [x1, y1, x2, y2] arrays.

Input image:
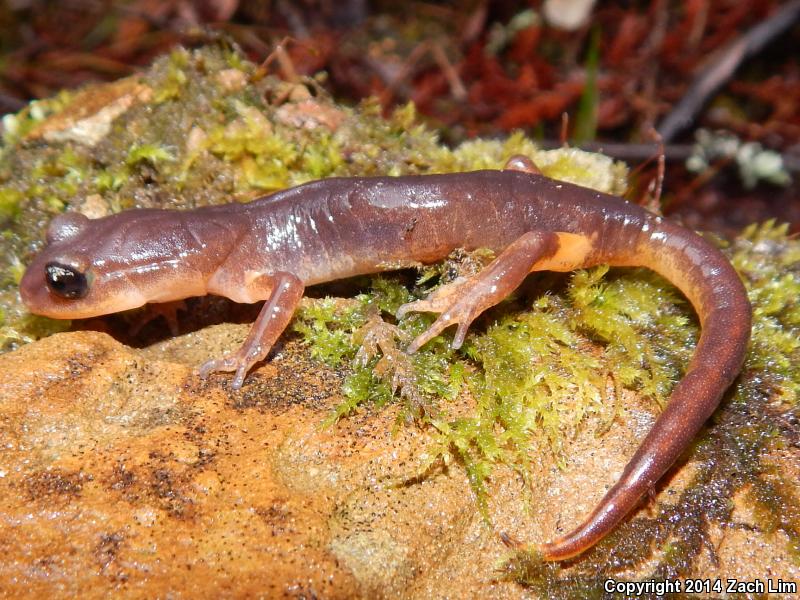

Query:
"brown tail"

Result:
[[539, 222, 751, 561]]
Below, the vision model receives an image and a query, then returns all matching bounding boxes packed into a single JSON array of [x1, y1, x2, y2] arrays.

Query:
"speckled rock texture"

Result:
[[0, 325, 796, 598]]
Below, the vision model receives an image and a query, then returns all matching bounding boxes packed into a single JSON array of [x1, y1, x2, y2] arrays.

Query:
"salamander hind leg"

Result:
[[199, 271, 304, 389], [397, 231, 560, 353]]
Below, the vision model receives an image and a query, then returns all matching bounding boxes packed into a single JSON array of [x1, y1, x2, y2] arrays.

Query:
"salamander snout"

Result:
[[19, 252, 93, 318]]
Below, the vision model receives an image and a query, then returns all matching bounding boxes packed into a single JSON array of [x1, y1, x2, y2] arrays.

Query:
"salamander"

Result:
[[19, 156, 751, 561]]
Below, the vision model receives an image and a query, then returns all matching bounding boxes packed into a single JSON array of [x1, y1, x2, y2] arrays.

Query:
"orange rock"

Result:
[[0, 328, 796, 597]]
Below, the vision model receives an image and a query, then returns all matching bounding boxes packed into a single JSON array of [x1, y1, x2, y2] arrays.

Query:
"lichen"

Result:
[[688, 129, 792, 188]]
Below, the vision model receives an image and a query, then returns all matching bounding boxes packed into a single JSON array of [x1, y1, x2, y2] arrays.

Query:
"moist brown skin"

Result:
[[19, 161, 752, 561]]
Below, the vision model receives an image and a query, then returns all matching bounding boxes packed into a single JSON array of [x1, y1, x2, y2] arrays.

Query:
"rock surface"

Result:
[[0, 325, 796, 598]]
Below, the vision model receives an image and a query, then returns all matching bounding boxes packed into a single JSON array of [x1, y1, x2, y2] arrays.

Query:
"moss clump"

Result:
[[735, 222, 800, 403], [569, 266, 697, 406], [421, 263, 695, 504], [292, 276, 462, 427], [292, 297, 370, 367], [125, 143, 175, 168]]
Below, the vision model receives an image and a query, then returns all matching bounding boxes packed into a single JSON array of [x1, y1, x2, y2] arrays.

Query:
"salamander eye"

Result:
[[45, 262, 89, 299]]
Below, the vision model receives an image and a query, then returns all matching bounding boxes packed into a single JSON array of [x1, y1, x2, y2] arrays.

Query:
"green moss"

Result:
[[291, 247, 697, 510], [291, 297, 370, 367], [340, 363, 393, 412], [207, 122, 298, 191], [224, 48, 248, 71], [569, 266, 696, 406], [409, 265, 697, 514], [93, 169, 128, 193], [300, 133, 344, 179], [0, 187, 22, 221], [29, 147, 92, 198], [293, 277, 462, 425], [152, 48, 189, 103], [467, 297, 607, 457], [2, 251, 24, 286], [369, 275, 413, 314], [733, 221, 800, 403], [433, 131, 629, 195], [126, 143, 175, 168], [0, 310, 71, 351]]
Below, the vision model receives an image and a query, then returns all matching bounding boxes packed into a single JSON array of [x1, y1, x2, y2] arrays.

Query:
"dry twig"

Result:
[[658, 0, 800, 141]]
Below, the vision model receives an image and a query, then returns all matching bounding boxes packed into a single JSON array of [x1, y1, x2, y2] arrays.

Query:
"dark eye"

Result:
[[45, 262, 89, 299]]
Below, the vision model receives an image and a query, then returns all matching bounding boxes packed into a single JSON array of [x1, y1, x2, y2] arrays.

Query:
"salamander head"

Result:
[[20, 210, 202, 319]]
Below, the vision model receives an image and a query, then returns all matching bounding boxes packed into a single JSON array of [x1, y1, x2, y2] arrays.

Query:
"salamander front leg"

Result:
[[199, 272, 304, 389], [397, 231, 560, 353]]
